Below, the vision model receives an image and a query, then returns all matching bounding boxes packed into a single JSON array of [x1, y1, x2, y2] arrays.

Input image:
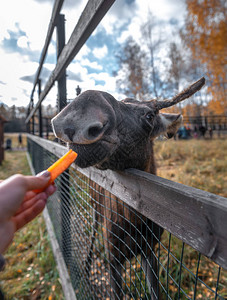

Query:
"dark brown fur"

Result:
[[51, 78, 205, 299]]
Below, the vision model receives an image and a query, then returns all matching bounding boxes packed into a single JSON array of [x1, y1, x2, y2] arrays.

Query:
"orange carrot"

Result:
[[34, 149, 78, 193], [47, 149, 78, 183]]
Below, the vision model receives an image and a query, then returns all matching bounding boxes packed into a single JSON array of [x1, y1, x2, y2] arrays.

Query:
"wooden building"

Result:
[[0, 115, 7, 164]]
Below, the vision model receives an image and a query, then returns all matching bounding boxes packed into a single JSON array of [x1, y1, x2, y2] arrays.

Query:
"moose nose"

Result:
[[86, 122, 104, 140], [64, 127, 75, 142], [63, 122, 106, 144]]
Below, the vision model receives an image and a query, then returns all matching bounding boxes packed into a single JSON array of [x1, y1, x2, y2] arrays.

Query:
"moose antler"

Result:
[[156, 77, 205, 110]]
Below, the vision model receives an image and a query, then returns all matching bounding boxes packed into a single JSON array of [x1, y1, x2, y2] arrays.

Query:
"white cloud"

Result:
[[117, 17, 142, 44], [79, 58, 103, 71], [0, 49, 36, 105], [92, 45, 108, 59], [0, 0, 54, 106], [115, 0, 186, 45], [88, 72, 116, 94], [75, 44, 91, 60], [0, 0, 52, 51], [17, 36, 29, 48], [99, 0, 138, 35], [68, 61, 87, 74]]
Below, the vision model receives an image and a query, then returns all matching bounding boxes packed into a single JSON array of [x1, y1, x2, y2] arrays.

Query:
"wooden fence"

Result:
[[28, 134, 227, 269], [27, 134, 227, 299]]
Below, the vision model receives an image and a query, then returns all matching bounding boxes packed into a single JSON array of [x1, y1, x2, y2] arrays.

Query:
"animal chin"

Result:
[[68, 140, 116, 168]]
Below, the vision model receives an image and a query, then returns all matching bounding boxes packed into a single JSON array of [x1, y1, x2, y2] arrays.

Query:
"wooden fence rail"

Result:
[[30, 0, 64, 100], [27, 134, 227, 270]]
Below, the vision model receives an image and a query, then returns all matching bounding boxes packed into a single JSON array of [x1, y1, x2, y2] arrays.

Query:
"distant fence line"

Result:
[[183, 115, 227, 130]]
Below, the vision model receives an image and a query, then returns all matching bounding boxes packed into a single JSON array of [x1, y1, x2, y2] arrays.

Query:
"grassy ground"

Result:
[[155, 138, 227, 298], [155, 137, 227, 197], [3, 133, 27, 149], [0, 136, 64, 299]]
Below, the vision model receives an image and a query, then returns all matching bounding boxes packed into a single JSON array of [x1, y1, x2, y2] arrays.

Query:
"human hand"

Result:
[[0, 172, 56, 253]]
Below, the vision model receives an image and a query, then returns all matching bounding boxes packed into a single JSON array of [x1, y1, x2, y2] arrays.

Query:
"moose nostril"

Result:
[[87, 122, 104, 139], [64, 127, 75, 142]]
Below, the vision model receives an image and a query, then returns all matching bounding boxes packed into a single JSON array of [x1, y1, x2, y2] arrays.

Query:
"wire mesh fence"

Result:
[[28, 137, 227, 300]]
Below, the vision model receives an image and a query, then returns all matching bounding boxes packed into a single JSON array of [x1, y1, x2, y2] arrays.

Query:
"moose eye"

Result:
[[145, 112, 153, 120]]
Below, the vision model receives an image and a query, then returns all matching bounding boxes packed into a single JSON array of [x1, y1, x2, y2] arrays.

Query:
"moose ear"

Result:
[[159, 113, 183, 138]]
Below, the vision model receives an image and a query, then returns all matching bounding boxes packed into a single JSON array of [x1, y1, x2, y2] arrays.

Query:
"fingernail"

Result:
[[47, 184, 57, 195], [36, 170, 50, 178]]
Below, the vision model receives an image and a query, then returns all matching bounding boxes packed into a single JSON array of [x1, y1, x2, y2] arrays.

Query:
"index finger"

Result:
[[12, 199, 46, 231], [24, 173, 51, 191]]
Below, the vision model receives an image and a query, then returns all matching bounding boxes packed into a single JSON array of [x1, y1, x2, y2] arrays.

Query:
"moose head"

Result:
[[52, 77, 205, 172]]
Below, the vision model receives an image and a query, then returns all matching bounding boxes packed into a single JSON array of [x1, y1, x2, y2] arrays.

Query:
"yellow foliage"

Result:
[[207, 98, 226, 115], [183, 0, 227, 114]]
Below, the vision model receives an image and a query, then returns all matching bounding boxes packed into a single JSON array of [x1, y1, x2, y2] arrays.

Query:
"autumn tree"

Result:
[[140, 13, 164, 98], [43, 104, 56, 118], [167, 42, 183, 90], [17, 106, 27, 118], [0, 104, 10, 119], [181, 0, 227, 115], [115, 37, 149, 100]]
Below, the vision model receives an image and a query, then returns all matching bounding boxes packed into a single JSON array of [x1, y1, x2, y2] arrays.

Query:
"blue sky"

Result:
[[0, 0, 186, 107]]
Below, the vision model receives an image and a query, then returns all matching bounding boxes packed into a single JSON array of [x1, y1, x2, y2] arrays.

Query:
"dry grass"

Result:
[[155, 138, 227, 299], [155, 138, 227, 197], [4, 133, 27, 148]]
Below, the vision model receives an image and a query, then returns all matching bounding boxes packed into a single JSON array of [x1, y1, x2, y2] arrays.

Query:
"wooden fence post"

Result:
[[38, 79, 43, 137], [56, 14, 72, 268], [45, 117, 49, 139], [31, 98, 35, 135], [57, 14, 67, 111], [26, 104, 31, 134], [0, 116, 6, 165]]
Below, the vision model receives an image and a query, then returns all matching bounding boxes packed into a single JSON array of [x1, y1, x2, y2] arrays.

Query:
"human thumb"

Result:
[[36, 170, 51, 178], [26, 171, 51, 192]]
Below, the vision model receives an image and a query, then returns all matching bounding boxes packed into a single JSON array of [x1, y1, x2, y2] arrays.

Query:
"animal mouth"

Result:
[[68, 136, 116, 149], [68, 139, 113, 168], [67, 133, 119, 169]]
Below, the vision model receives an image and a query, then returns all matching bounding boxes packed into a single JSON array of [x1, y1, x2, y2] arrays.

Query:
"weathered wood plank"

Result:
[[30, 0, 64, 99], [28, 134, 66, 158], [26, 0, 116, 123], [27, 134, 227, 269], [87, 168, 227, 269]]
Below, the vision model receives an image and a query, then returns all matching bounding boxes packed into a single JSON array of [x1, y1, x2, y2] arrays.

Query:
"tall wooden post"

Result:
[[38, 79, 43, 137], [31, 98, 35, 135], [57, 14, 67, 111], [26, 104, 31, 134], [45, 117, 49, 139], [0, 116, 6, 165], [56, 14, 71, 268]]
